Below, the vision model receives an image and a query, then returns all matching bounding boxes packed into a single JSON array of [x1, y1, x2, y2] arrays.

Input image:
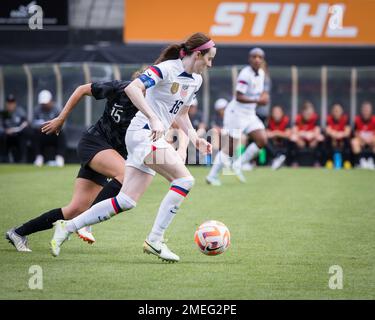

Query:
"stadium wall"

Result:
[[0, 44, 375, 66]]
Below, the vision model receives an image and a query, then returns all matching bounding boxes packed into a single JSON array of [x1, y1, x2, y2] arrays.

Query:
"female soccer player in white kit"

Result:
[[206, 48, 269, 185], [50, 33, 216, 262]]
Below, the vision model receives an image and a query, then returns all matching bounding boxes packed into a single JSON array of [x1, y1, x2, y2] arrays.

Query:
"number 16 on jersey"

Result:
[[169, 100, 183, 114]]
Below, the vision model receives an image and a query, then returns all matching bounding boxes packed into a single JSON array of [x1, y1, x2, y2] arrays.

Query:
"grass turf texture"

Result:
[[0, 165, 374, 299]]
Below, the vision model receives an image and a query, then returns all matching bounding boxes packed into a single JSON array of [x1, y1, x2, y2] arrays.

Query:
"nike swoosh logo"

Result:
[[146, 241, 161, 254], [206, 245, 223, 252]]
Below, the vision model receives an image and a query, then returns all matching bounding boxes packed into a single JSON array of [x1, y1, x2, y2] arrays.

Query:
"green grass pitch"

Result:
[[0, 165, 374, 299]]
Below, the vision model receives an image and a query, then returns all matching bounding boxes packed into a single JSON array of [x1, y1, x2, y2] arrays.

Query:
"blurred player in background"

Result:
[[351, 101, 375, 169], [266, 105, 291, 170], [50, 32, 215, 262], [325, 103, 352, 169], [256, 59, 272, 124], [5, 80, 138, 252], [206, 47, 269, 185]]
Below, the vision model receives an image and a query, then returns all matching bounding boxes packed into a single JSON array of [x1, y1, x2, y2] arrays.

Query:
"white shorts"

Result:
[[223, 105, 265, 139], [125, 128, 169, 176]]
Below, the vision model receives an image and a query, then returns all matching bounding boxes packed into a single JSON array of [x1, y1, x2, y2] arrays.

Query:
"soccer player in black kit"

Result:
[[5, 80, 139, 252]]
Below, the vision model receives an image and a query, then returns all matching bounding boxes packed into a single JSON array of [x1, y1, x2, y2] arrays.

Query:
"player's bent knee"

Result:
[[111, 192, 137, 214], [170, 176, 195, 197]]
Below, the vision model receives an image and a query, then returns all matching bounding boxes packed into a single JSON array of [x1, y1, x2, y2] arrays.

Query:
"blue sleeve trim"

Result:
[[138, 74, 156, 89]]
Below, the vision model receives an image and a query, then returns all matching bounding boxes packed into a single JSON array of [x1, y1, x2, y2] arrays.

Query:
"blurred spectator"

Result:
[[210, 98, 228, 152], [290, 101, 324, 166], [351, 101, 375, 169], [165, 98, 206, 164], [188, 97, 206, 136], [266, 105, 291, 169], [325, 103, 352, 169], [186, 97, 207, 164], [0, 94, 32, 163], [32, 90, 66, 167]]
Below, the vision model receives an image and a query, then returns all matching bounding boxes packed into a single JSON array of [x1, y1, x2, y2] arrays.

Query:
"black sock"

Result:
[[15, 208, 64, 237], [91, 179, 122, 206]]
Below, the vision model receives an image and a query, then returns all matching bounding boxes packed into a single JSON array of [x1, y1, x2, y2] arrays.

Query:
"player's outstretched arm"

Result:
[[41, 83, 92, 135]]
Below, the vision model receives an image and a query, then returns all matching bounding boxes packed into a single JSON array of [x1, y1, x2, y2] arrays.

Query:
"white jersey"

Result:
[[229, 66, 265, 115], [129, 59, 203, 131]]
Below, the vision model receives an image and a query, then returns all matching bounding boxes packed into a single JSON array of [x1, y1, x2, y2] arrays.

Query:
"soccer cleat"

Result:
[[359, 158, 368, 169], [367, 157, 375, 170], [271, 154, 287, 170], [205, 175, 222, 186], [33, 155, 44, 167], [143, 239, 180, 263], [55, 155, 65, 167], [233, 167, 246, 183], [5, 228, 32, 252], [50, 220, 72, 257], [242, 162, 254, 171], [77, 226, 95, 244]]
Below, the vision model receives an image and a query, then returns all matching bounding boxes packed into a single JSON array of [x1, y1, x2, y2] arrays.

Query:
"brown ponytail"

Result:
[[154, 32, 213, 64], [154, 44, 183, 64]]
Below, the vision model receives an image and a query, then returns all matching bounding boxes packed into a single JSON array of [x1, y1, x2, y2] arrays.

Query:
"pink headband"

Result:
[[179, 40, 215, 59], [192, 40, 215, 52]]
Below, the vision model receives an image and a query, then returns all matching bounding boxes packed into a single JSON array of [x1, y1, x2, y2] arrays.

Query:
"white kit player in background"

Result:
[[206, 48, 270, 185], [50, 33, 216, 262]]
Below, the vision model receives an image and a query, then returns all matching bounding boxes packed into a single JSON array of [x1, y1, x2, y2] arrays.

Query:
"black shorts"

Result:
[[76, 128, 124, 186]]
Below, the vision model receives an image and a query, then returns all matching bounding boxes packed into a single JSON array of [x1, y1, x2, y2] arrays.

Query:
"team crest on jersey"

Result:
[[171, 82, 179, 94], [180, 84, 189, 98]]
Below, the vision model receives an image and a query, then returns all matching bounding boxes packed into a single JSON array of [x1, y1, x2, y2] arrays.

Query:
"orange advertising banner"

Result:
[[124, 0, 375, 45]]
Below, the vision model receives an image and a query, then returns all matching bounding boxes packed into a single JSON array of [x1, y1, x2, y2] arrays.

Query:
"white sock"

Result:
[[148, 176, 195, 242], [207, 150, 230, 179], [233, 143, 260, 170], [65, 192, 136, 232]]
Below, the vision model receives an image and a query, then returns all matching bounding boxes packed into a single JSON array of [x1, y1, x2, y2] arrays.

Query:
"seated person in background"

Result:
[[0, 94, 31, 163], [325, 103, 352, 169], [351, 101, 375, 169], [210, 98, 228, 153], [266, 105, 291, 170], [188, 97, 206, 136], [165, 121, 189, 163], [32, 90, 66, 167], [290, 101, 324, 167], [0, 115, 4, 162], [187, 98, 207, 165]]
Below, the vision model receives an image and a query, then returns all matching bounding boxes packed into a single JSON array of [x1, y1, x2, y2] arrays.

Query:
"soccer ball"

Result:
[[194, 220, 230, 256]]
